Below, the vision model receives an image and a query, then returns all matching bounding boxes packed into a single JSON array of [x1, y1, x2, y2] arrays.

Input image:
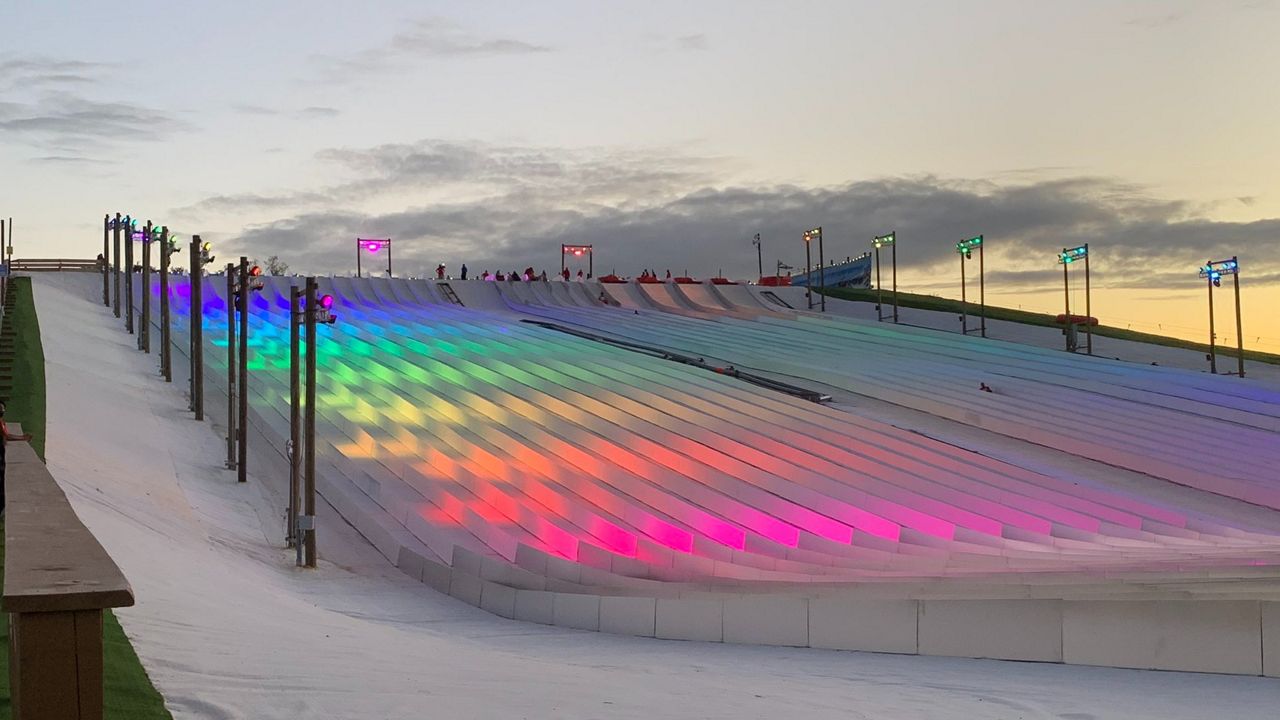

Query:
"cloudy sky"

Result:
[[2, 1, 1278, 350]]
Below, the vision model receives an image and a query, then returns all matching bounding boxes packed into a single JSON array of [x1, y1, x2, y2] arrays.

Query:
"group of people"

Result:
[[476, 267, 548, 282], [638, 269, 671, 280], [434, 263, 593, 282]]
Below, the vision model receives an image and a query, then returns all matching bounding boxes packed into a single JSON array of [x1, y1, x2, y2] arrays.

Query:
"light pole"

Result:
[[158, 227, 180, 383], [802, 230, 813, 309], [956, 235, 984, 337], [561, 244, 593, 279], [873, 232, 897, 322], [752, 233, 763, 280], [296, 278, 336, 567], [101, 215, 111, 306], [356, 238, 392, 277], [124, 217, 135, 335], [775, 260, 794, 281], [112, 213, 122, 317], [140, 221, 152, 353], [225, 263, 237, 471], [189, 237, 214, 420], [1057, 244, 1091, 354], [1199, 257, 1244, 378], [803, 227, 825, 312]]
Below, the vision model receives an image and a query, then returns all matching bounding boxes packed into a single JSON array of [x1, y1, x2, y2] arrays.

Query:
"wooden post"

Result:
[[159, 227, 171, 381], [226, 263, 237, 470], [101, 216, 110, 306], [237, 257, 249, 483], [289, 285, 301, 555], [190, 237, 205, 420], [124, 217, 134, 335], [304, 277, 319, 567], [112, 214, 121, 318]]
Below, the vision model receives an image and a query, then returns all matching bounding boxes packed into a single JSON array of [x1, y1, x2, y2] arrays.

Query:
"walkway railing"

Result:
[[10, 259, 102, 272], [3, 429, 135, 720]]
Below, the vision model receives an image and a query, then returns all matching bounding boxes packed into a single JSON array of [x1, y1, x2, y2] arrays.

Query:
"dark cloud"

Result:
[[315, 17, 550, 80], [0, 57, 108, 90], [28, 155, 110, 165], [297, 106, 340, 119], [177, 140, 717, 217], [181, 141, 1278, 288], [0, 93, 188, 147]]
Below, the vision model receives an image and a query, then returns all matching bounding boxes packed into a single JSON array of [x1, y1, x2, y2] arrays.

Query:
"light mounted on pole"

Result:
[[872, 231, 898, 322], [1199, 256, 1244, 378], [356, 237, 392, 278], [802, 227, 824, 312], [560, 244, 593, 279], [228, 257, 266, 483], [752, 233, 762, 280], [956, 235, 985, 338], [291, 278, 338, 568], [1056, 244, 1092, 354]]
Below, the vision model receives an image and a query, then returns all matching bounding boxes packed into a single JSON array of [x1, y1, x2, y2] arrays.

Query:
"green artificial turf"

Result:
[[821, 286, 1280, 366], [0, 276, 172, 719], [4, 277, 46, 459]]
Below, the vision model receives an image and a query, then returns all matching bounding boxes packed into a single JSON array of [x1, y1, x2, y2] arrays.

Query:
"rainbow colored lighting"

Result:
[[147, 271, 1280, 587]]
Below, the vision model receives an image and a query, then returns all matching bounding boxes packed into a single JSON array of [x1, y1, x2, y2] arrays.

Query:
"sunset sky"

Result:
[[2, 0, 1277, 350]]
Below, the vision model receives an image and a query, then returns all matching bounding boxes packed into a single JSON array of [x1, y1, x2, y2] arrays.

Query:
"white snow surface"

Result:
[[31, 276, 1280, 719]]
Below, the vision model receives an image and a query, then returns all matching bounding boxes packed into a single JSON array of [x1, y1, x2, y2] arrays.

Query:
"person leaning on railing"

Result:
[[1, 398, 35, 517]]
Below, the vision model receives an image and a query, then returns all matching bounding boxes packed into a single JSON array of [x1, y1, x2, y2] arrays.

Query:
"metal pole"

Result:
[[190, 236, 204, 419], [1233, 260, 1244, 378], [1084, 244, 1092, 355], [304, 277, 318, 568], [755, 234, 762, 279], [891, 241, 898, 323], [1063, 253, 1071, 352], [817, 228, 825, 313], [102, 215, 110, 306], [113, 213, 121, 317], [387, 239, 392, 277], [960, 251, 968, 334], [356, 239, 361, 278], [588, 250, 593, 280], [160, 227, 172, 381], [979, 242, 986, 339], [560, 244, 565, 278], [125, 217, 134, 334], [875, 245, 882, 321], [141, 222, 152, 353], [237, 257, 249, 483], [289, 285, 301, 554], [226, 264, 237, 470], [804, 238, 812, 310], [1207, 271, 1217, 374]]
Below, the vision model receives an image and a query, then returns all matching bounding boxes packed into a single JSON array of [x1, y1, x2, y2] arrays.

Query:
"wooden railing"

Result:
[[9, 259, 103, 272], [3, 429, 134, 720]]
